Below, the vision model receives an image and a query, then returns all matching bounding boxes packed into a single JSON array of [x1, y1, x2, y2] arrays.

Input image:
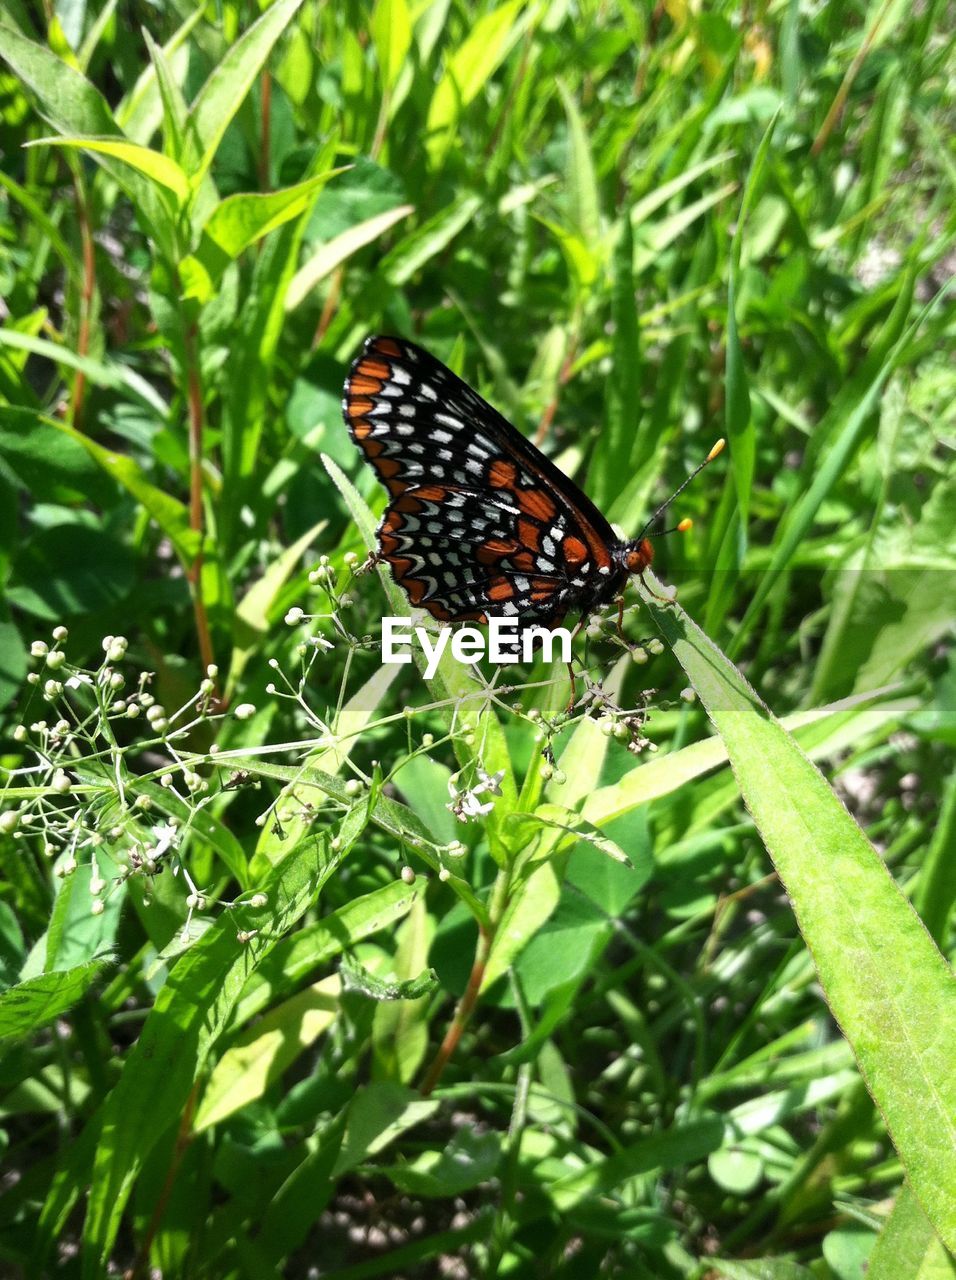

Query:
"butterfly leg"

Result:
[[357, 548, 383, 575]]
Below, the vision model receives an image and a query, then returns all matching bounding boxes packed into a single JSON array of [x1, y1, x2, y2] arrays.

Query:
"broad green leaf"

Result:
[[186, 0, 305, 184], [384, 1129, 501, 1197], [0, 959, 111, 1040], [333, 1082, 439, 1175], [587, 218, 640, 505], [629, 151, 736, 228], [0, 23, 174, 255], [372, 0, 413, 92], [80, 813, 361, 1275], [220, 753, 490, 928], [198, 171, 346, 264], [641, 588, 956, 1250], [372, 894, 435, 1081], [0, 331, 167, 419], [285, 203, 415, 310], [227, 516, 327, 694], [867, 1184, 956, 1280], [550, 1114, 727, 1210], [194, 976, 340, 1132], [231, 879, 427, 1028], [41, 416, 200, 567], [381, 194, 482, 285], [557, 80, 601, 245], [26, 136, 190, 202], [425, 0, 528, 165], [0, 408, 116, 505], [582, 684, 913, 827], [633, 181, 737, 273]]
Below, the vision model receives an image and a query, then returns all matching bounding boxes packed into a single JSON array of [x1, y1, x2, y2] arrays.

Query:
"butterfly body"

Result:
[[343, 334, 655, 628]]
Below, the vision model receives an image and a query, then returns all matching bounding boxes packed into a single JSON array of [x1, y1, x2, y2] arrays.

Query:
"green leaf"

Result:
[[371, 0, 413, 92], [80, 819, 359, 1276], [27, 135, 190, 202], [185, 0, 305, 184], [285, 203, 415, 310], [0, 959, 111, 1040], [641, 588, 956, 1251], [867, 1184, 956, 1280], [425, 0, 528, 165], [0, 330, 168, 419], [557, 80, 601, 246], [231, 879, 427, 1028], [193, 975, 340, 1132], [0, 408, 116, 505], [40, 416, 200, 567], [227, 516, 327, 694], [197, 170, 346, 268], [342, 955, 439, 1002], [384, 1129, 501, 1197], [380, 194, 482, 285], [10, 523, 134, 620], [333, 1082, 439, 1176]]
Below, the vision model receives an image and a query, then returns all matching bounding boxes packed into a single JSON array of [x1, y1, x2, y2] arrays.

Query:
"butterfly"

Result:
[[343, 334, 722, 629]]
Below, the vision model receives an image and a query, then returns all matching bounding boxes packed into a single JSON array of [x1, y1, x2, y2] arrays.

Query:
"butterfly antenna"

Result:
[[638, 438, 725, 540]]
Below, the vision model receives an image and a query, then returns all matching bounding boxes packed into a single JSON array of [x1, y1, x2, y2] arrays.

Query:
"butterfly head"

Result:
[[622, 538, 655, 576]]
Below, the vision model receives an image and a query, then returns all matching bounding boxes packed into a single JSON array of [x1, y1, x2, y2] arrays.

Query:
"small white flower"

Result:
[[151, 823, 179, 856]]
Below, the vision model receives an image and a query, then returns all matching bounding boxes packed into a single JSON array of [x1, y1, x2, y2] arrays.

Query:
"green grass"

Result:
[[0, 1, 954, 1277]]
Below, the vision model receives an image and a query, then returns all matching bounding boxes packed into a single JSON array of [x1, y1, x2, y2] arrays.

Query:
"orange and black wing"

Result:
[[343, 335, 624, 625]]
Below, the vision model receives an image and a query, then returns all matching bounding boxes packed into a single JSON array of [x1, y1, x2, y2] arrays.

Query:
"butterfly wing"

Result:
[[343, 335, 624, 624]]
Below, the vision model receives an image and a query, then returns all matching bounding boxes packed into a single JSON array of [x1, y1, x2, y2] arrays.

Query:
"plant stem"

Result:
[[419, 866, 511, 1095], [70, 168, 95, 427], [182, 318, 217, 688]]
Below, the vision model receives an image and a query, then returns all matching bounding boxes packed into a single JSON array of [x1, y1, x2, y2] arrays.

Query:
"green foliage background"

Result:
[[0, 0, 953, 1277]]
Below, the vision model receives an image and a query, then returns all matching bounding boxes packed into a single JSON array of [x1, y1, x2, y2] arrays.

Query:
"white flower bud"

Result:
[[200, 678, 214, 695], [30, 640, 48, 658], [400, 865, 416, 884], [44, 680, 63, 699], [27, 672, 39, 685], [680, 687, 696, 703], [51, 770, 71, 794], [135, 795, 152, 811], [126, 704, 140, 719], [344, 779, 362, 796], [12, 725, 27, 742], [249, 893, 268, 908], [631, 647, 648, 664], [233, 703, 256, 721], [160, 774, 174, 788], [110, 672, 124, 689], [46, 650, 66, 669], [52, 626, 68, 641], [0, 811, 20, 835], [90, 899, 105, 916], [206, 664, 218, 679], [284, 607, 304, 625]]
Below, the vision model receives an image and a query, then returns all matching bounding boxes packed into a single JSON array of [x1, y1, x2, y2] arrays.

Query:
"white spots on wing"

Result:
[[432, 428, 452, 444], [391, 365, 411, 385], [418, 382, 437, 400], [398, 403, 415, 417], [598, 565, 611, 575], [435, 412, 464, 431]]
